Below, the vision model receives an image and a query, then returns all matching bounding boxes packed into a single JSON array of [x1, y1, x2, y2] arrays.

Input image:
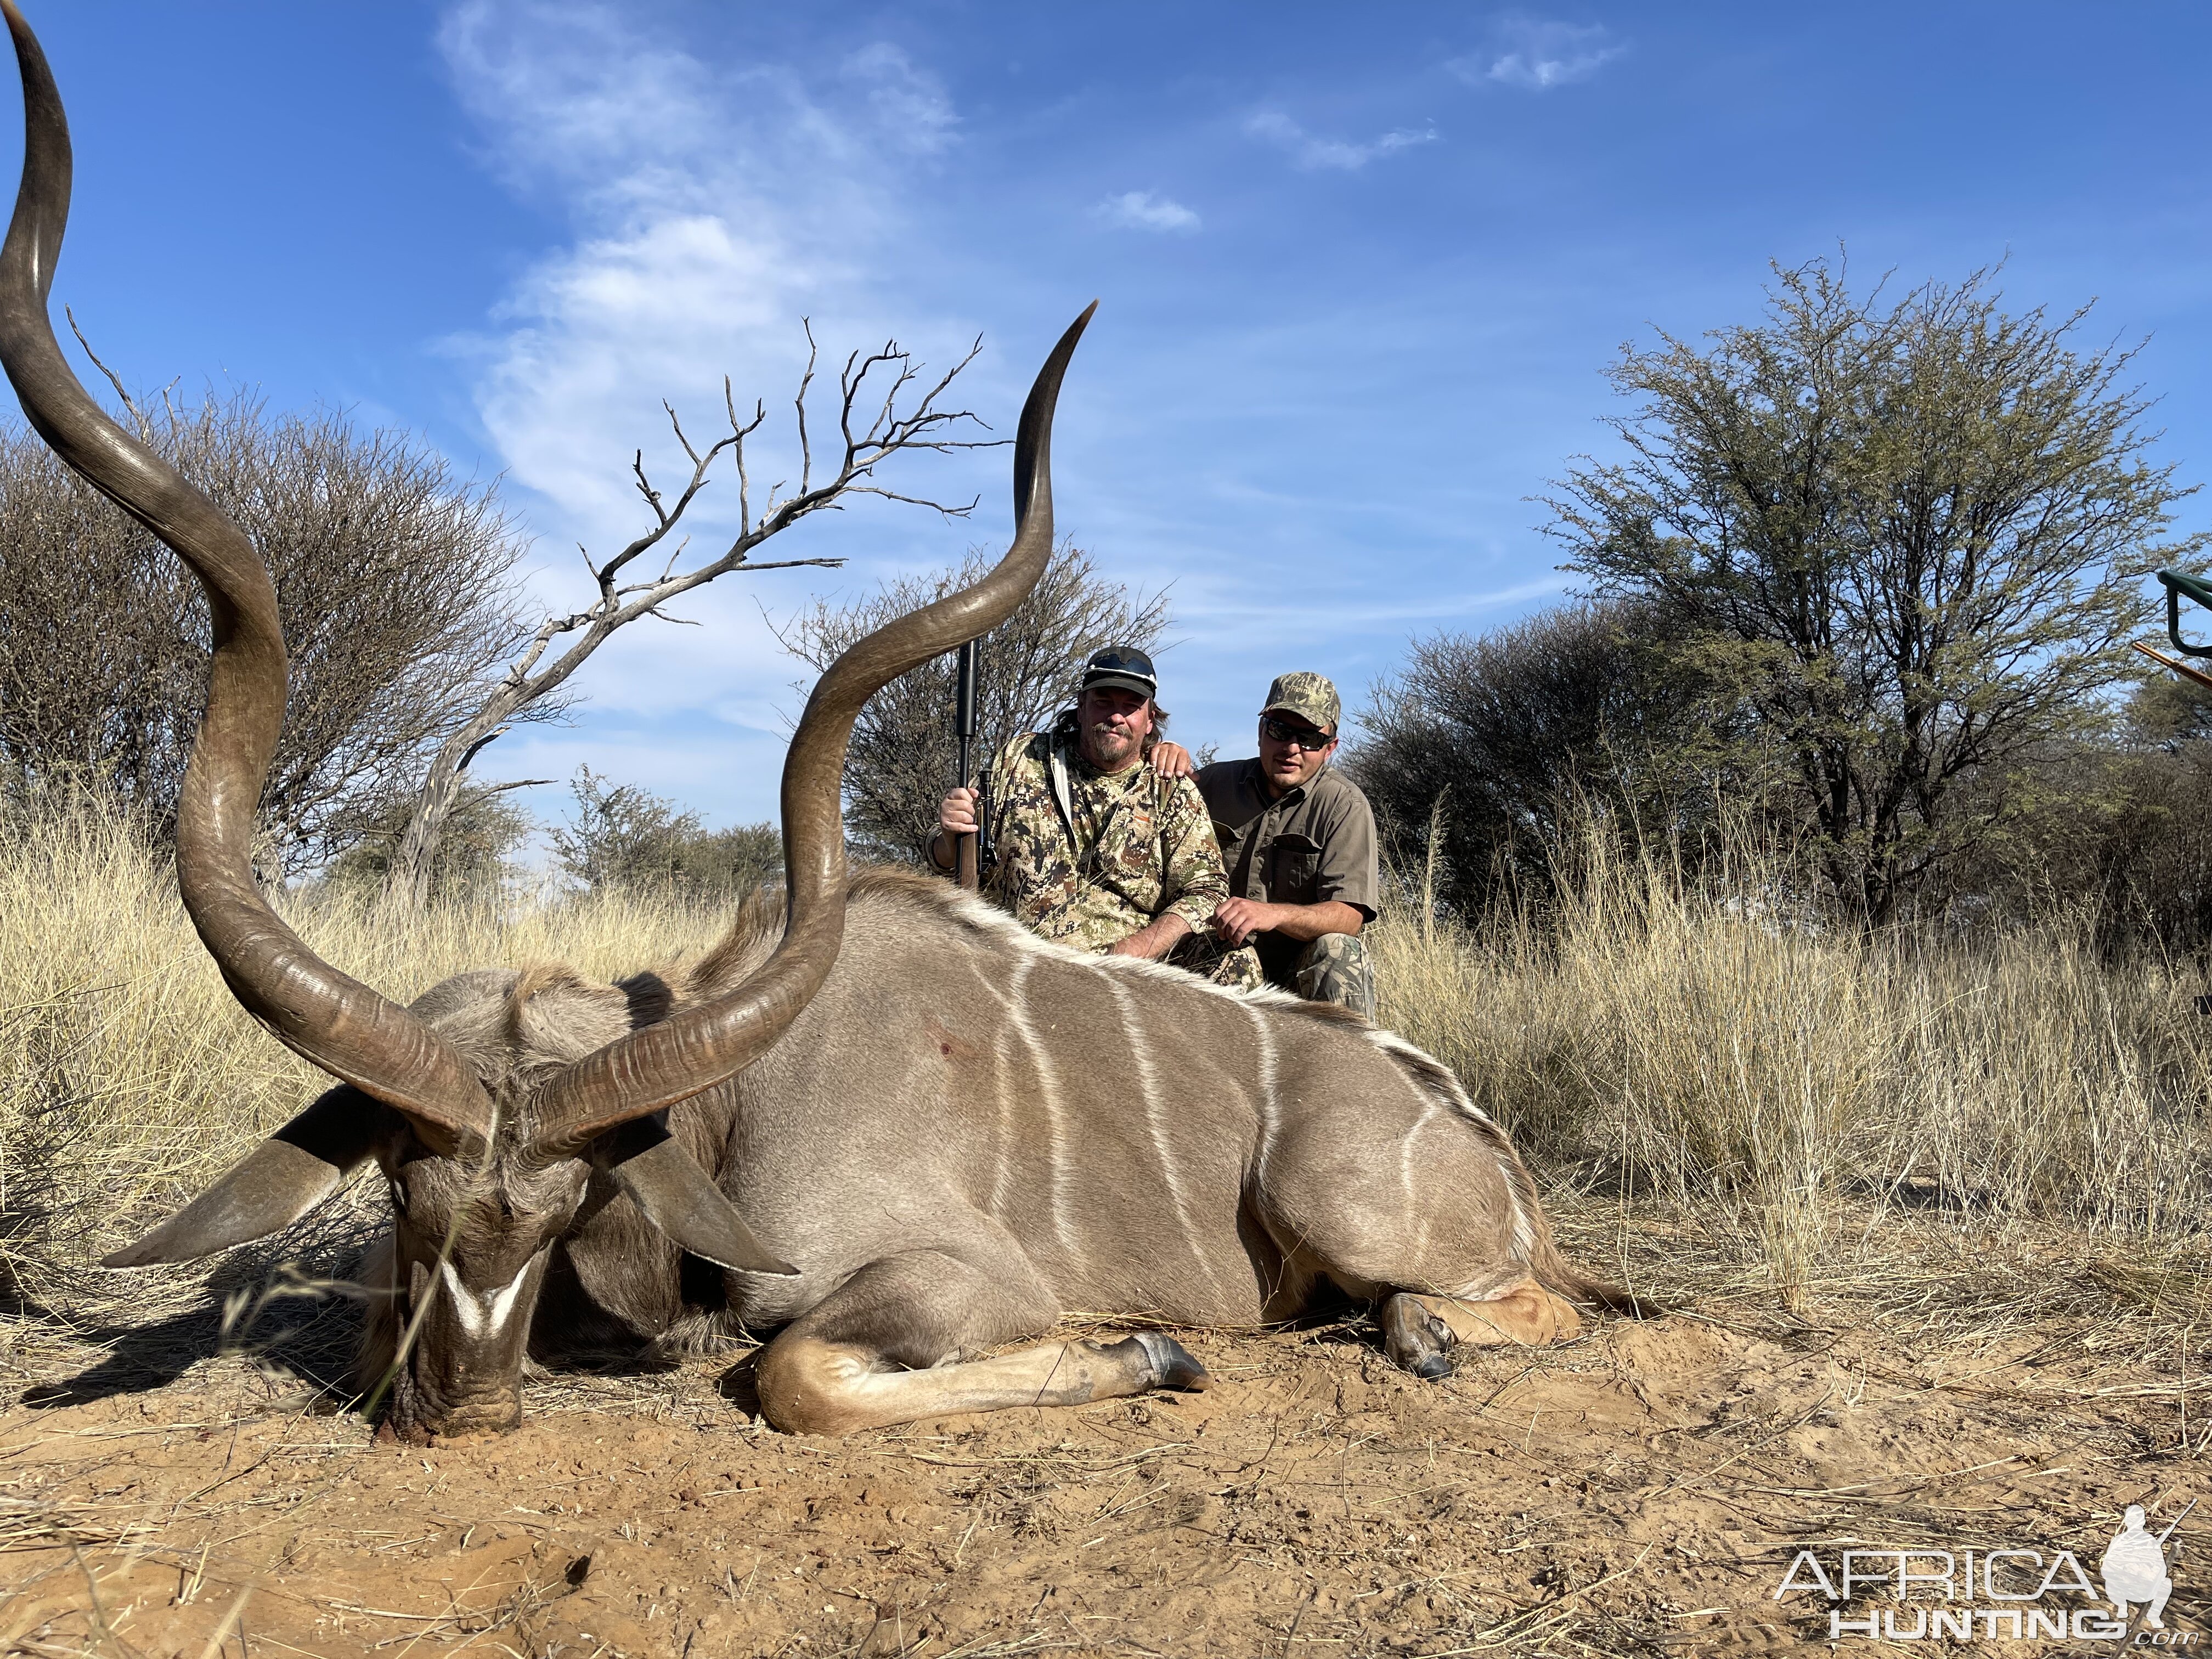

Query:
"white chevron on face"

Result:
[[441, 1255, 537, 1341]]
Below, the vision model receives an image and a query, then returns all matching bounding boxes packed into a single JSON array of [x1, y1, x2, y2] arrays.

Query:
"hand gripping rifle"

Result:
[[954, 638, 980, 889]]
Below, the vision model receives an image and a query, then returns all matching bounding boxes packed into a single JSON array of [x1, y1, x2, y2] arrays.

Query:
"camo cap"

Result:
[[1260, 672, 1340, 736]]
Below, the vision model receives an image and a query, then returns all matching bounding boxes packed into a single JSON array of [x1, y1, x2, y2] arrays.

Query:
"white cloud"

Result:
[[1244, 110, 1438, 172], [1096, 190, 1200, 233], [843, 42, 960, 156], [432, 1, 989, 790], [436, 2, 975, 523], [1451, 16, 1625, 91]]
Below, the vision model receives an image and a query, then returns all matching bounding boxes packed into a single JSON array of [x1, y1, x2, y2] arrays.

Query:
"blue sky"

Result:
[[19, 2, 2212, 829]]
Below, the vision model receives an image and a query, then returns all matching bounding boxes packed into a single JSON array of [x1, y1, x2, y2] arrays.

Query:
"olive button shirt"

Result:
[[1193, 758, 1379, 982]]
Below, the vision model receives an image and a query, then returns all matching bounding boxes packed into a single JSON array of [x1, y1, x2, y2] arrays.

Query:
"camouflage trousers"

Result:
[[1166, 930, 1266, 991], [1274, 932, 1377, 1022], [1167, 929, 1375, 1020]]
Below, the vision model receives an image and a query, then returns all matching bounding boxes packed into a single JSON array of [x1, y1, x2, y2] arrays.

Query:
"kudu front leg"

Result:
[[754, 1250, 1209, 1437], [1381, 1283, 1582, 1379]]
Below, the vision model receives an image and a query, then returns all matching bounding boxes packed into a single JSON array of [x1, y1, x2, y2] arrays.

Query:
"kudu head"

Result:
[[0, 1, 1092, 1439]]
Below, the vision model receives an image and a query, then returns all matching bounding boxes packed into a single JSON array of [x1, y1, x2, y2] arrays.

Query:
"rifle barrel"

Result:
[[2157, 1495, 2197, 1545], [955, 640, 980, 889]]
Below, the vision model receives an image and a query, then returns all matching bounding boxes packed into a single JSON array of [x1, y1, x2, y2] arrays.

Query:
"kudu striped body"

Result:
[[348, 874, 1607, 1436], [0, 4, 1612, 1442]]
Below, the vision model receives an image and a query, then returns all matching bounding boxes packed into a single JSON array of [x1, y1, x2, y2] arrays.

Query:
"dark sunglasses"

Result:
[[1085, 647, 1156, 679], [1260, 715, 1334, 749]]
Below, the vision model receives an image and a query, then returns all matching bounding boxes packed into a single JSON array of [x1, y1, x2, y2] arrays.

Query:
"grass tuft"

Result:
[[1373, 830, 2212, 1309]]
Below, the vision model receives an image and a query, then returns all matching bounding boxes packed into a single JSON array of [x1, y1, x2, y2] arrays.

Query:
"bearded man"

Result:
[[932, 647, 1256, 984]]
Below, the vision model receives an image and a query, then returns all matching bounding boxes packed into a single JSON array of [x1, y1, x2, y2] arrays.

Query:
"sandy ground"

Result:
[[0, 1212, 2203, 1659], [0, 1230, 2204, 1659]]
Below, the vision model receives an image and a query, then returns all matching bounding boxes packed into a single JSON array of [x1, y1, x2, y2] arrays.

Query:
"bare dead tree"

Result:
[[379, 328, 998, 910]]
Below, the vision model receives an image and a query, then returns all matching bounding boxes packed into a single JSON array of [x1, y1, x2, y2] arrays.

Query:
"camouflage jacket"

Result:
[[977, 727, 1230, 952]]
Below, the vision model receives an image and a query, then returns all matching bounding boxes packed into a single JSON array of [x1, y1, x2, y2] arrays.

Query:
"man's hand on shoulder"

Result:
[[1148, 741, 1194, 780]]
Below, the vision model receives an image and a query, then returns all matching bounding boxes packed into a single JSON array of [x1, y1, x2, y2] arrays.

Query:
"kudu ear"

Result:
[[101, 1085, 402, 1268], [595, 1119, 798, 1277]]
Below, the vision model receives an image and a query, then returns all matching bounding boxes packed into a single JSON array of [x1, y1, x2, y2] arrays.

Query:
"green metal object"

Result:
[[2157, 568, 2212, 657]]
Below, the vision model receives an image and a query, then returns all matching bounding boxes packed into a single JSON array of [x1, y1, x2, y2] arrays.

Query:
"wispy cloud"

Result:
[[1449, 15, 1626, 91], [437, 2, 972, 533], [1177, 575, 1566, 634], [1096, 190, 1200, 233], [1244, 110, 1438, 172], [433, 1, 988, 783], [844, 42, 959, 156]]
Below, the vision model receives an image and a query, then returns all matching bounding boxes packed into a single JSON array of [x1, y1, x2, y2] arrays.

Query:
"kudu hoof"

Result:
[[1381, 1298, 1459, 1380], [1112, 1332, 1211, 1393]]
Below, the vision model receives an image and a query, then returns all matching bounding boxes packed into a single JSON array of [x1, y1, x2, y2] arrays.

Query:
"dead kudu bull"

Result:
[[1, 7, 1624, 1441]]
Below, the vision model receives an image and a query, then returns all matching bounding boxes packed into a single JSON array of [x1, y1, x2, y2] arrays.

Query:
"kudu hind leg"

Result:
[[754, 1251, 1207, 1437], [1257, 1076, 1582, 1381]]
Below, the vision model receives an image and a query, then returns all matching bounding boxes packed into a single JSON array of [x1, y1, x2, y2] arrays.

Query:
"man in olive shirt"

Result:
[[1154, 672, 1379, 1017]]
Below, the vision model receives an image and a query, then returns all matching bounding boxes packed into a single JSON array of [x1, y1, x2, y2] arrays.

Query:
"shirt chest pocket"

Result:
[[1268, 832, 1322, 903]]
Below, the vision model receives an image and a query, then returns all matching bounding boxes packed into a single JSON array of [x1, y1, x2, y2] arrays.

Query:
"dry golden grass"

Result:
[[2, 802, 2209, 1659], [1373, 832, 2212, 1311]]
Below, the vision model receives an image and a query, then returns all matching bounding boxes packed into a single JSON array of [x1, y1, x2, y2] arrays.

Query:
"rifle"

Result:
[[2158, 1496, 2196, 1561], [954, 638, 980, 889]]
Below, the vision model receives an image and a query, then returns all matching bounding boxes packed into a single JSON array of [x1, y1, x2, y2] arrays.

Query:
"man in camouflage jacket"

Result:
[[933, 648, 1260, 986]]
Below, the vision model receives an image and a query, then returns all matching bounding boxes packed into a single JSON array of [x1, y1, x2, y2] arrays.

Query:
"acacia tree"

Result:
[[774, 540, 1171, 863], [0, 385, 528, 872], [325, 783, 537, 901], [1547, 258, 2205, 920], [380, 330, 997, 909]]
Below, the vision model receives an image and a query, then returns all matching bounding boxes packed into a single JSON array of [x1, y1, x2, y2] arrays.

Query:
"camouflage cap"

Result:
[[1260, 672, 1340, 736]]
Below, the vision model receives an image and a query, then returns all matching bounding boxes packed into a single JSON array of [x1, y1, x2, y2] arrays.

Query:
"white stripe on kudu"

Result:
[[441, 1257, 533, 1341], [1247, 1001, 1282, 1186], [1006, 954, 1076, 1252], [1104, 973, 1209, 1274]]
